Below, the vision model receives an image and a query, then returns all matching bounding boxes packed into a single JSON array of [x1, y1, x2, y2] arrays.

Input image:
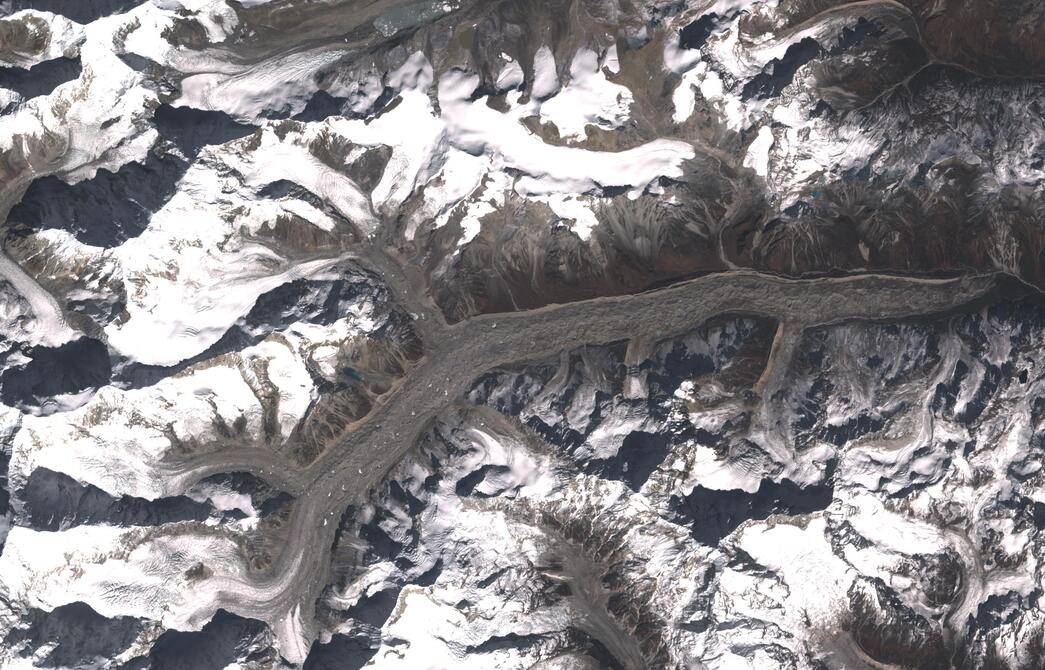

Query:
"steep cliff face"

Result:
[[0, 0, 1043, 668]]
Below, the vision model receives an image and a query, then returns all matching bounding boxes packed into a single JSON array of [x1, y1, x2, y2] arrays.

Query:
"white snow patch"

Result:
[[0, 525, 246, 626], [535, 194, 601, 240], [663, 31, 702, 74], [175, 47, 349, 121], [495, 59, 525, 91], [743, 125, 775, 177], [601, 43, 620, 74], [736, 517, 852, 629], [437, 69, 694, 196], [531, 45, 559, 100], [539, 48, 633, 141], [10, 334, 324, 499], [0, 252, 77, 348], [409, 149, 490, 239]]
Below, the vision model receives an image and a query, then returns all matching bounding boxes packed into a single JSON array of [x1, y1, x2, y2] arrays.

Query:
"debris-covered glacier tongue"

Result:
[[1, 0, 1045, 668]]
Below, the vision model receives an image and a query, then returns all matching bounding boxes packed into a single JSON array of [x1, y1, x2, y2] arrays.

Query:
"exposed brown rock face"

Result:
[[902, 0, 1045, 77]]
